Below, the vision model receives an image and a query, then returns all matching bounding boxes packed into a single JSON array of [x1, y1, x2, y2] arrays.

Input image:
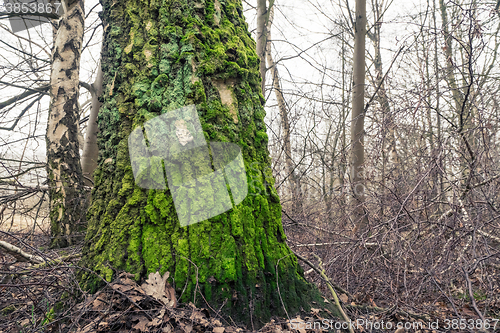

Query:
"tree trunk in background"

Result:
[[79, 0, 329, 326], [433, 0, 445, 207], [350, 0, 367, 231], [256, 0, 268, 94], [264, 5, 304, 219], [46, 0, 86, 248], [438, 0, 476, 187], [81, 64, 104, 186], [368, 0, 399, 217]]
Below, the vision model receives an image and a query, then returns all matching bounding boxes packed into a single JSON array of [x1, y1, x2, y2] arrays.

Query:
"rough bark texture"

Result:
[[350, 0, 367, 231], [79, 0, 329, 327], [46, 0, 86, 248]]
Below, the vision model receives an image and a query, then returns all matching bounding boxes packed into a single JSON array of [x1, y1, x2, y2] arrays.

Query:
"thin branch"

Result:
[[0, 240, 44, 264], [0, 84, 49, 110], [0, 95, 43, 131]]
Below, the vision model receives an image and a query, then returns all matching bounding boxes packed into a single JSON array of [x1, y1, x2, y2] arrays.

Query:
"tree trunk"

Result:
[[350, 0, 367, 231], [264, 5, 304, 219], [438, 0, 476, 188], [256, 0, 268, 94], [79, 0, 328, 326], [81, 64, 104, 186], [368, 0, 398, 217], [46, 0, 86, 248]]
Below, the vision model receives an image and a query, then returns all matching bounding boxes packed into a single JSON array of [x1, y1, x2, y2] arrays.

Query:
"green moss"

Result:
[[79, 0, 337, 327]]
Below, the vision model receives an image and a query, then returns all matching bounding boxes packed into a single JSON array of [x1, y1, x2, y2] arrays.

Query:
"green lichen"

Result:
[[79, 0, 337, 327]]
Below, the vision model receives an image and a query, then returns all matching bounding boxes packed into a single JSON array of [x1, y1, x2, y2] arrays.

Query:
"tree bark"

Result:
[[264, 5, 304, 219], [81, 64, 104, 186], [256, 0, 268, 94], [79, 0, 329, 326], [368, 0, 398, 217], [46, 0, 86, 248], [350, 0, 367, 231]]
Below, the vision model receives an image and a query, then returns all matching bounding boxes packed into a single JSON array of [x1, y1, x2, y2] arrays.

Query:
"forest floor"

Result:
[[0, 215, 499, 332]]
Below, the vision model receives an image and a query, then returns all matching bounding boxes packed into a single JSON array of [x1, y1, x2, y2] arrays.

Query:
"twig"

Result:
[[462, 268, 485, 322], [295, 253, 354, 333], [276, 254, 293, 322], [294, 251, 351, 298]]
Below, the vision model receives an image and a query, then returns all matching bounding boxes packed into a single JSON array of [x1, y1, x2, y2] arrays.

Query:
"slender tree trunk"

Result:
[[338, 34, 349, 218], [350, 0, 367, 231], [81, 64, 104, 186], [46, 0, 86, 248], [256, 0, 268, 94], [438, 0, 476, 187], [368, 1, 398, 217], [264, 5, 304, 219], [79, 0, 330, 326], [433, 0, 445, 207]]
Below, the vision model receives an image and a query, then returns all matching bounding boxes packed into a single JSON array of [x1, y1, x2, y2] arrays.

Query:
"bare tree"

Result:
[[45, 0, 86, 248], [350, 0, 367, 231]]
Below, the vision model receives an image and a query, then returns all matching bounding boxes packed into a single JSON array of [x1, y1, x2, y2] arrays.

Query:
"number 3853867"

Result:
[[3, 2, 62, 15]]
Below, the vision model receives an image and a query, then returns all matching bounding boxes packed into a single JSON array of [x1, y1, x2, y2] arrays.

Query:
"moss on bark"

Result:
[[80, 0, 332, 326]]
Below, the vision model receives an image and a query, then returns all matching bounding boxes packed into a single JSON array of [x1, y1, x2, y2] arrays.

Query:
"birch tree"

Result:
[[46, 0, 86, 247]]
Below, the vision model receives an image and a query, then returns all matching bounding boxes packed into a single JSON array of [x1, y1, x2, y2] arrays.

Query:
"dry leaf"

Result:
[[141, 271, 176, 307], [165, 283, 177, 308], [213, 327, 225, 333], [92, 295, 107, 310], [339, 293, 348, 303], [211, 319, 222, 327], [133, 318, 150, 332], [288, 317, 306, 333]]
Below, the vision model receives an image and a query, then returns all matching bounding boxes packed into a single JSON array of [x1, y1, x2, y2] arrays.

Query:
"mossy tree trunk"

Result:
[[79, 0, 326, 327]]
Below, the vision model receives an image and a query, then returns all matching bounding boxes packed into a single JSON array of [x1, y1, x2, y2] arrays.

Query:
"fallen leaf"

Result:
[[213, 327, 225, 333], [133, 318, 150, 331], [339, 294, 348, 303], [288, 317, 306, 333], [141, 271, 176, 307], [92, 295, 107, 310]]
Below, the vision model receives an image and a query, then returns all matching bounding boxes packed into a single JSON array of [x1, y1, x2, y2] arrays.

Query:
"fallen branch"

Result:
[[294, 251, 354, 333], [0, 240, 44, 264]]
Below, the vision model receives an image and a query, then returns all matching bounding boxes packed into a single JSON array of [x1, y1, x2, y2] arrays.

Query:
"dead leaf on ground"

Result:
[[288, 316, 306, 333], [141, 271, 176, 307], [132, 317, 150, 331]]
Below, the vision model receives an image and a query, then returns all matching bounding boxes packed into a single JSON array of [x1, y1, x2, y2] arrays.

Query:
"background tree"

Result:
[[46, 0, 86, 247], [350, 0, 367, 231]]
